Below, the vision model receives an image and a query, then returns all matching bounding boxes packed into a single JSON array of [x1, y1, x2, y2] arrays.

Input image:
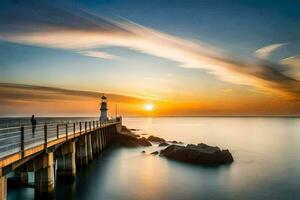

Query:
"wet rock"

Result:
[[168, 140, 184, 144], [115, 134, 152, 147], [151, 151, 159, 155], [158, 142, 169, 147], [138, 137, 152, 146], [160, 143, 234, 165], [121, 126, 132, 134], [148, 136, 166, 143]]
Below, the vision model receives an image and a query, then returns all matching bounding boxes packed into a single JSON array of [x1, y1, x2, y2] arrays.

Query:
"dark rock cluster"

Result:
[[158, 142, 169, 147], [160, 143, 233, 165], [147, 136, 166, 143], [115, 133, 151, 147], [116, 126, 234, 166]]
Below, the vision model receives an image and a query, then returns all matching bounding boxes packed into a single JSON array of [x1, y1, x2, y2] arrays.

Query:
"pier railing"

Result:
[[0, 118, 121, 159]]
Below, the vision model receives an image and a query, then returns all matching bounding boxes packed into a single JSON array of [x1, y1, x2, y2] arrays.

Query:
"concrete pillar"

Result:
[[87, 134, 93, 161], [34, 152, 55, 198], [102, 129, 106, 149], [92, 131, 99, 156], [107, 127, 111, 144], [76, 135, 88, 166], [109, 126, 113, 143], [104, 128, 108, 148], [112, 125, 117, 142], [56, 141, 76, 179], [0, 175, 7, 200], [96, 129, 101, 152], [98, 128, 103, 152], [105, 128, 108, 148]]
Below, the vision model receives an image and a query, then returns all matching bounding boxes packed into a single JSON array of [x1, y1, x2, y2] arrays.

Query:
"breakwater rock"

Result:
[[158, 142, 169, 147], [160, 143, 233, 165], [115, 133, 152, 147], [148, 136, 166, 143]]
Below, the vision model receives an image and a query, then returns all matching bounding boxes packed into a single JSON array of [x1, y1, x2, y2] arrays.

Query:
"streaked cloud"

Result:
[[281, 55, 300, 80], [0, 83, 144, 103], [0, 5, 299, 100], [79, 50, 117, 59], [281, 56, 300, 68], [255, 43, 287, 59], [0, 83, 149, 116]]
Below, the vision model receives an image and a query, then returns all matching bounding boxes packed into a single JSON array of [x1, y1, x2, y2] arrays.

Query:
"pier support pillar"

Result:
[[92, 131, 99, 155], [101, 129, 106, 150], [107, 127, 111, 145], [87, 134, 93, 161], [104, 128, 107, 148], [99, 129, 103, 152], [34, 152, 54, 198], [0, 175, 7, 200], [76, 135, 88, 166], [56, 141, 76, 179], [108, 126, 113, 143], [97, 130, 101, 152]]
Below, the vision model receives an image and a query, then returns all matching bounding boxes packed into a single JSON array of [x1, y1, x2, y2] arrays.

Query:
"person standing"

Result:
[[31, 115, 37, 135]]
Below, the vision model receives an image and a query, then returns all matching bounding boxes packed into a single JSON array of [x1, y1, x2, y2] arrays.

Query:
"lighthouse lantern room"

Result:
[[100, 94, 108, 122]]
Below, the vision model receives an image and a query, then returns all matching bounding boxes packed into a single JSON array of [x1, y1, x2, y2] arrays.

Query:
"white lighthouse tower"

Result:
[[100, 94, 108, 122]]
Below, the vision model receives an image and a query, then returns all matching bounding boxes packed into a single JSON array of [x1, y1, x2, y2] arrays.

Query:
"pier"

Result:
[[0, 117, 122, 199]]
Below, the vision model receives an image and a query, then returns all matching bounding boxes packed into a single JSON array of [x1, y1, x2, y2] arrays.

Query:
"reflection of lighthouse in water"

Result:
[[100, 94, 108, 122]]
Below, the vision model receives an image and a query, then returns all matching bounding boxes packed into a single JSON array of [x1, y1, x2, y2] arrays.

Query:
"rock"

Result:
[[148, 135, 166, 143], [121, 126, 132, 134], [158, 142, 169, 147], [138, 137, 152, 146], [115, 134, 152, 147], [160, 143, 234, 165], [141, 150, 146, 153], [168, 140, 184, 144], [151, 151, 159, 155], [115, 133, 139, 147]]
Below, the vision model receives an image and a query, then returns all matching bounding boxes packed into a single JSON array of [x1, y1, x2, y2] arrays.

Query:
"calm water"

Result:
[[7, 117, 300, 200]]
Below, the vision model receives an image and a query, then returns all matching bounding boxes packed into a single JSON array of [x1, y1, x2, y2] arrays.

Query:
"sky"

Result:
[[0, 0, 300, 117]]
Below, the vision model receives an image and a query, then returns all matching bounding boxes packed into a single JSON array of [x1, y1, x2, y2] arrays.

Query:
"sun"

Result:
[[144, 103, 154, 111]]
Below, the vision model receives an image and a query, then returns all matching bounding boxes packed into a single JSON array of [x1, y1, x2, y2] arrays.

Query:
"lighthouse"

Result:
[[100, 94, 108, 122]]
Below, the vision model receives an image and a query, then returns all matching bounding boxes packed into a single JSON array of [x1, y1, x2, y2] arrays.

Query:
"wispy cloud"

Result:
[[255, 43, 287, 59], [281, 56, 300, 68], [0, 83, 150, 116], [0, 4, 299, 100], [281, 55, 300, 80], [0, 83, 143, 103], [80, 50, 117, 59]]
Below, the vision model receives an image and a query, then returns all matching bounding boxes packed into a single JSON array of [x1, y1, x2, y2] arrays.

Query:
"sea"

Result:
[[5, 117, 300, 200]]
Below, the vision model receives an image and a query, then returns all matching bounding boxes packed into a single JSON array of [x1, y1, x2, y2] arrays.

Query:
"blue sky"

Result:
[[75, 0, 300, 58]]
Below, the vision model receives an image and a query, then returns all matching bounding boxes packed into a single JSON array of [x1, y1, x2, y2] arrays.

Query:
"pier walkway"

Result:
[[0, 117, 122, 199]]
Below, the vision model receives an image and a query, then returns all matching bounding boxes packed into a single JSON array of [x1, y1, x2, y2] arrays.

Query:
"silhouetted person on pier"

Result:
[[31, 115, 36, 135]]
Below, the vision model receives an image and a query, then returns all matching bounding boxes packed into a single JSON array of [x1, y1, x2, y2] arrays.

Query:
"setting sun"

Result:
[[144, 103, 154, 111]]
